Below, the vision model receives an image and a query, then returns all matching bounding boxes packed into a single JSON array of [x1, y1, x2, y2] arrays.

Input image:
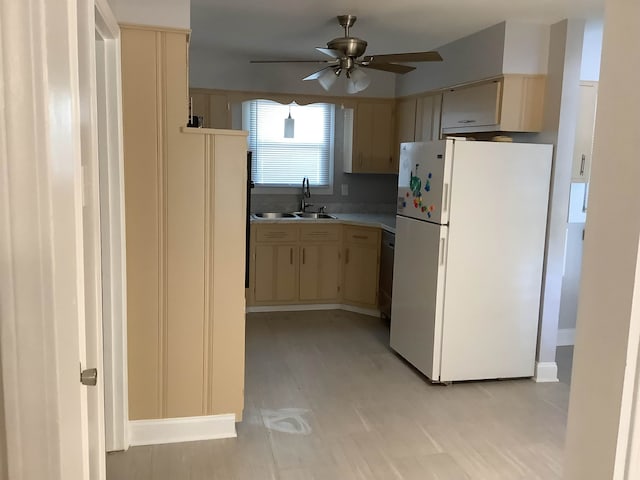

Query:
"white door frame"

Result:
[[0, 0, 90, 478], [93, 0, 129, 452]]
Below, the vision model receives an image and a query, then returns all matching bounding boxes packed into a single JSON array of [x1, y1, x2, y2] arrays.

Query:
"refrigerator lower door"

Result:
[[390, 216, 447, 381]]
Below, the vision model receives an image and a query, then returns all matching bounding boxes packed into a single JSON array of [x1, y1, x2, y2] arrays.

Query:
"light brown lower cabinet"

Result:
[[250, 223, 380, 309], [342, 226, 381, 308], [254, 244, 298, 303], [299, 244, 341, 301]]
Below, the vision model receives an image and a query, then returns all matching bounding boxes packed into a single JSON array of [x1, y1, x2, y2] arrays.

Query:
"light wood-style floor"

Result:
[[107, 310, 571, 479]]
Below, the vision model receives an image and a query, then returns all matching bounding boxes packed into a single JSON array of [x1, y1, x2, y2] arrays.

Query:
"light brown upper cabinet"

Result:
[[572, 82, 598, 183], [396, 98, 417, 145], [441, 75, 546, 134], [394, 93, 442, 172], [190, 91, 231, 129], [415, 93, 442, 142], [345, 101, 396, 174]]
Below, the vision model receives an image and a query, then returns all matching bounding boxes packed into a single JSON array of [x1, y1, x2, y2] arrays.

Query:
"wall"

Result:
[[249, 106, 398, 214], [395, 22, 506, 97], [533, 19, 584, 376], [581, 19, 603, 81], [109, 0, 190, 29], [0, 357, 6, 480], [189, 48, 396, 98], [502, 22, 550, 75], [564, 0, 640, 475]]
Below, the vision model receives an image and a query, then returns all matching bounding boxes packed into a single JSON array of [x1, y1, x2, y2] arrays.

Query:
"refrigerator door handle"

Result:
[[439, 237, 446, 266], [443, 183, 449, 213]]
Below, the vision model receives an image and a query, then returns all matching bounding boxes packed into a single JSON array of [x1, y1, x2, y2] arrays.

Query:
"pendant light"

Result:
[[284, 104, 295, 138]]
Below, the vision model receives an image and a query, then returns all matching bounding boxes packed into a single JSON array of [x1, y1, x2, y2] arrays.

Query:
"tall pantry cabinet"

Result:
[[120, 25, 247, 422]]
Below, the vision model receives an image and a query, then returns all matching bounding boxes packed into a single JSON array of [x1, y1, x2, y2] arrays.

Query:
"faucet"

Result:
[[301, 177, 313, 212]]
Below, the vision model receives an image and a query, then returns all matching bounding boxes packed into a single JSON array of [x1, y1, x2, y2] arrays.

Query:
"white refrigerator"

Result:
[[390, 138, 552, 382]]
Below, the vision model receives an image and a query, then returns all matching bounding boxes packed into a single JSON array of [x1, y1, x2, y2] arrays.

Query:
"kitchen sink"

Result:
[[253, 212, 297, 219], [295, 213, 337, 219]]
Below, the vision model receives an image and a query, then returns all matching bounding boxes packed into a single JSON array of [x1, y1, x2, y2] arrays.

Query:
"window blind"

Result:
[[243, 100, 335, 187]]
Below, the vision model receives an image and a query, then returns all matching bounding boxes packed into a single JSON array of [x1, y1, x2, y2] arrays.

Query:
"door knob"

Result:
[[80, 367, 98, 386]]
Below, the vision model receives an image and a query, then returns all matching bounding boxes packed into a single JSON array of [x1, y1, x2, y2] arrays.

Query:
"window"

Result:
[[243, 100, 335, 192]]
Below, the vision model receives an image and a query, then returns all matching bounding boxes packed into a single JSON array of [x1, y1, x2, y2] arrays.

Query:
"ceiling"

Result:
[[190, 0, 604, 60]]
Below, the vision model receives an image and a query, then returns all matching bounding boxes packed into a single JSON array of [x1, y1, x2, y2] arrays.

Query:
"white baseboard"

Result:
[[557, 328, 576, 346], [246, 303, 380, 318], [128, 414, 236, 446], [533, 361, 559, 383]]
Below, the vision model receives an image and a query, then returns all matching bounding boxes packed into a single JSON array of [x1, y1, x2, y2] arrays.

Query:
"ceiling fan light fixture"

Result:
[[317, 67, 339, 91], [346, 67, 370, 94]]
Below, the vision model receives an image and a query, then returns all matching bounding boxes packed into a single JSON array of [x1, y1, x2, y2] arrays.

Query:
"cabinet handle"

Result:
[[290, 247, 293, 265], [582, 181, 589, 213], [580, 154, 586, 176], [443, 183, 449, 213], [345, 248, 350, 265], [457, 119, 477, 124], [352, 235, 368, 240], [302, 247, 305, 265]]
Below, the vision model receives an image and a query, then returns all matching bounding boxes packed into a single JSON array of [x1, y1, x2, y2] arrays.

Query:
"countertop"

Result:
[[250, 212, 397, 234]]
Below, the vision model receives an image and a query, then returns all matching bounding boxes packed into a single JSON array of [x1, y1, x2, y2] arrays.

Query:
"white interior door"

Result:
[[94, 0, 129, 453], [0, 0, 98, 478], [77, 0, 107, 477]]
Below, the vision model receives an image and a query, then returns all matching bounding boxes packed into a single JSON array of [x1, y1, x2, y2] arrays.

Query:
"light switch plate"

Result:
[[341, 184, 349, 196]]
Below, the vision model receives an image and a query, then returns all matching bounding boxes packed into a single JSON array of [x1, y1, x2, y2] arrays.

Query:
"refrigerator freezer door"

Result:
[[397, 140, 453, 224], [390, 215, 447, 381]]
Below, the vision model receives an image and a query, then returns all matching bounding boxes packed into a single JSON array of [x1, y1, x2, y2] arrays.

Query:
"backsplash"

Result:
[[251, 194, 396, 214]]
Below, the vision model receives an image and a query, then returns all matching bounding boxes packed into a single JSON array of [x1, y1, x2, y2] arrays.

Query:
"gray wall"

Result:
[[395, 22, 506, 97], [189, 47, 397, 98]]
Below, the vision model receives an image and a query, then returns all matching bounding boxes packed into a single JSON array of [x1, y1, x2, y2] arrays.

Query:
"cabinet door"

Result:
[[254, 244, 298, 302], [343, 226, 381, 307], [396, 98, 417, 144], [371, 102, 396, 172], [299, 244, 341, 301], [343, 244, 380, 306], [415, 93, 442, 141], [353, 102, 395, 173], [189, 92, 230, 129], [441, 81, 500, 131], [572, 82, 598, 182]]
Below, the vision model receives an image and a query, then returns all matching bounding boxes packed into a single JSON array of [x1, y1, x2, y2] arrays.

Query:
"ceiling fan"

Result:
[[250, 15, 443, 94]]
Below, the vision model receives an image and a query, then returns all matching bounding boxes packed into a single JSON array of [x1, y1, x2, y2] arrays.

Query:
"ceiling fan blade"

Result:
[[363, 51, 443, 63], [250, 60, 332, 64], [360, 62, 415, 74], [303, 67, 334, 81], [316, 47, 344, 59]]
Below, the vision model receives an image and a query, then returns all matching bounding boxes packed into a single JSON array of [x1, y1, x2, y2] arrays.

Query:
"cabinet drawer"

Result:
[[300, 225, 341, 243], [344, 227, 380, 246], [255, 225, 298, 243]]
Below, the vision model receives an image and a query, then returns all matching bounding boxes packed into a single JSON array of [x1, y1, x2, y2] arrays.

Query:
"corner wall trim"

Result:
[[533, 361, 559, 383], [557, 328, 576, 346], [128, 414, 236, 446]]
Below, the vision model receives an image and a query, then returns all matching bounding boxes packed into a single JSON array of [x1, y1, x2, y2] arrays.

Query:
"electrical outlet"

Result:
[[341, 184, 349, 196]]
